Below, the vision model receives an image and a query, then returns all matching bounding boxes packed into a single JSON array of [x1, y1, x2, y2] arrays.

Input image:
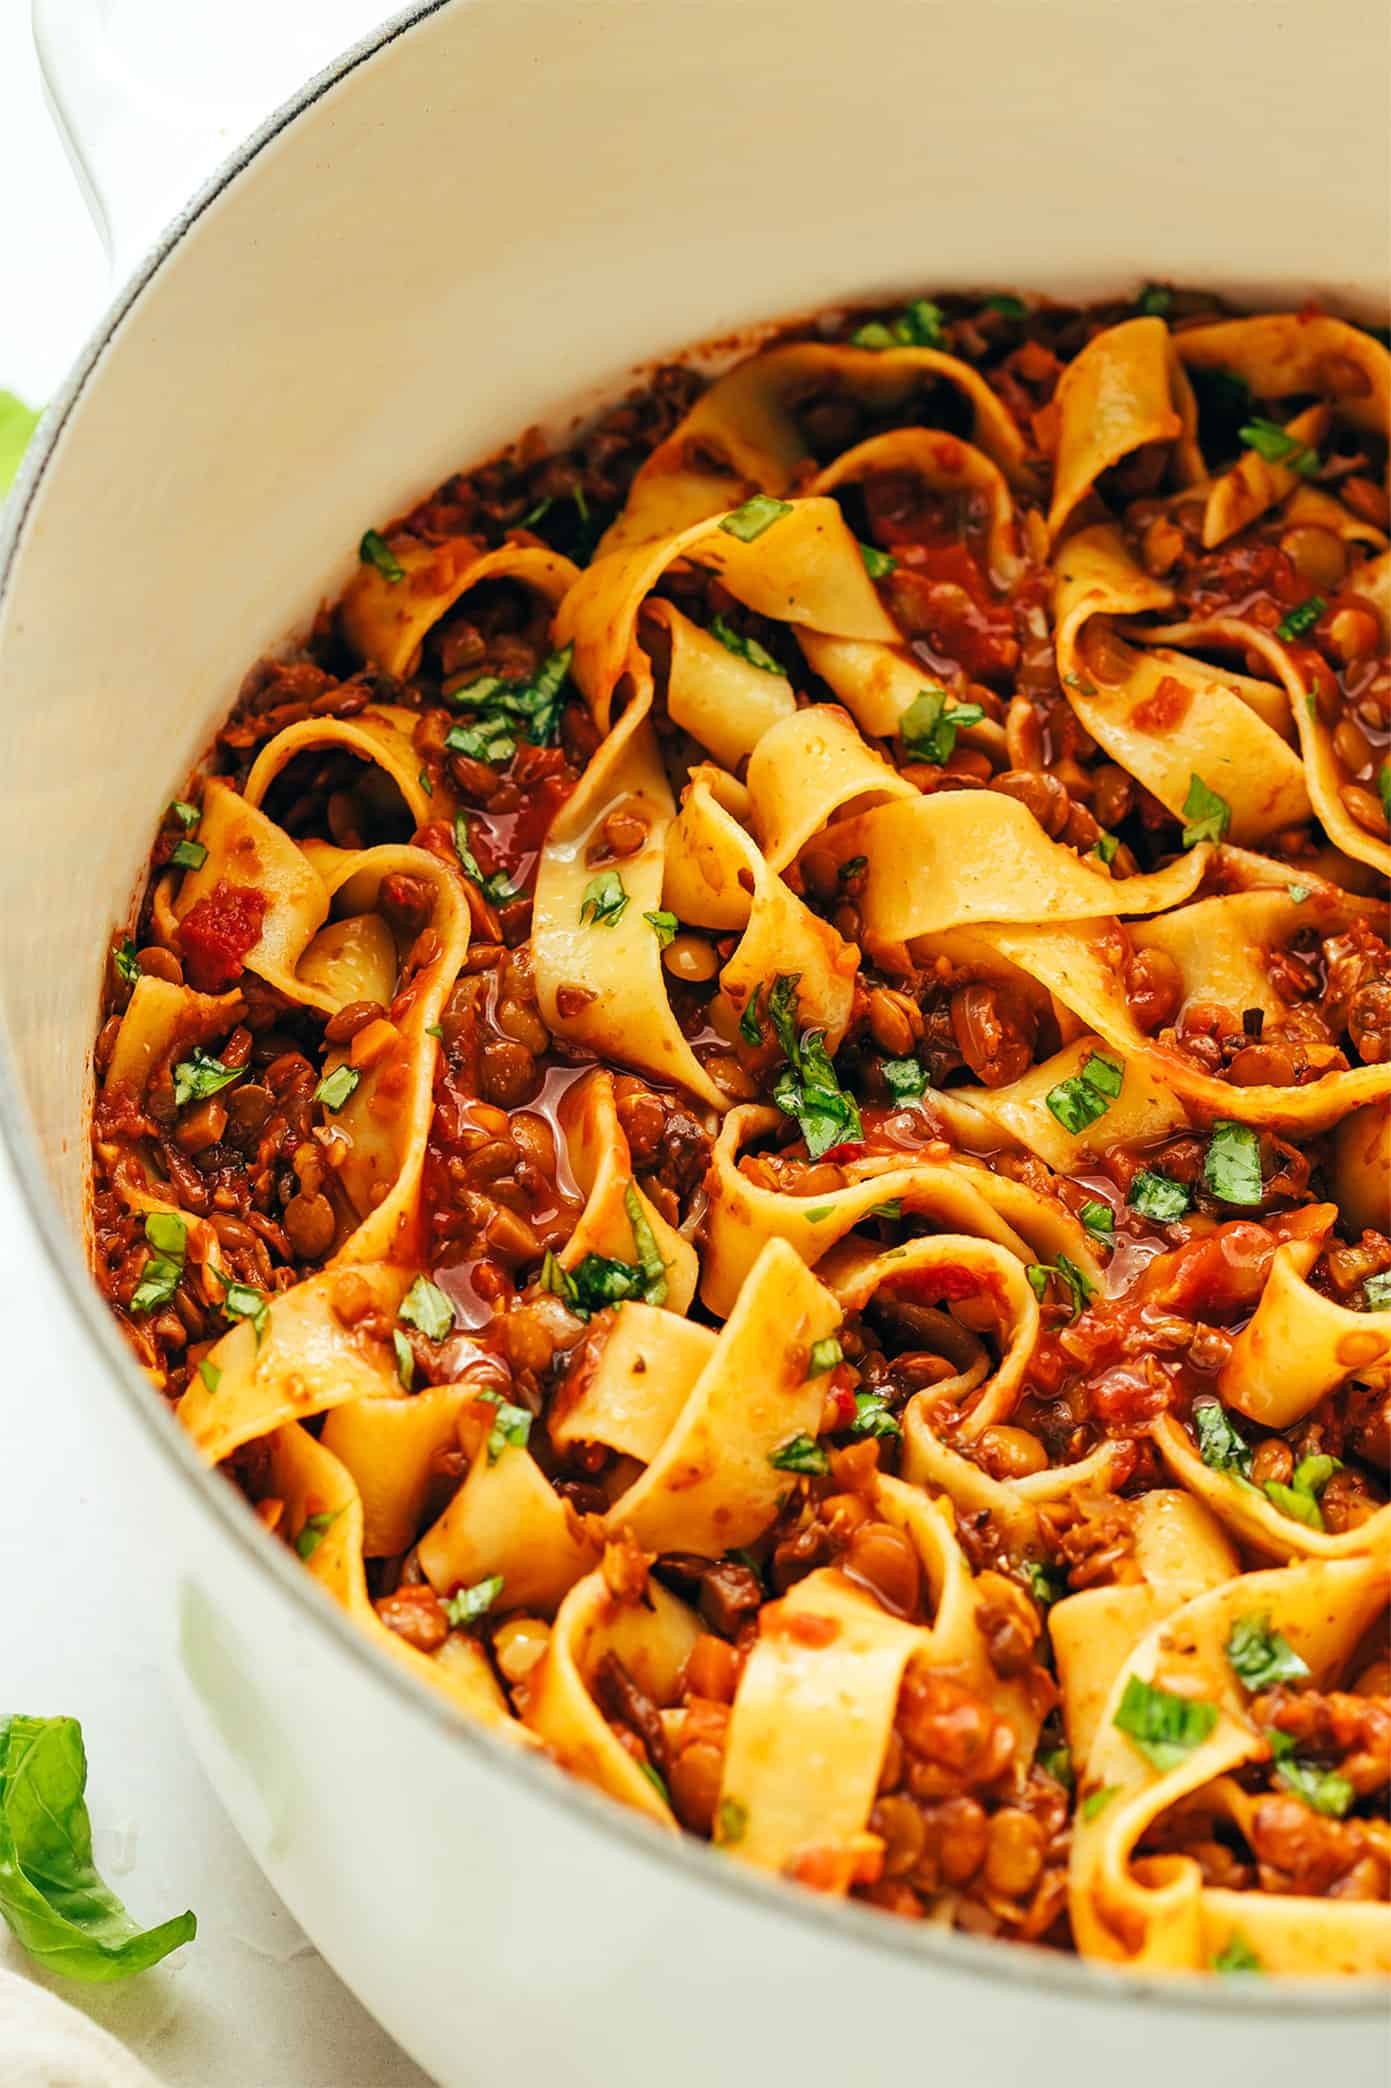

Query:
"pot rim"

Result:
[[1, 0, 1381, 2020]]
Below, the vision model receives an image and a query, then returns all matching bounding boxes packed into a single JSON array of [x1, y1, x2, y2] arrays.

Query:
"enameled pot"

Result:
[[2, 3, 1387, 2079]]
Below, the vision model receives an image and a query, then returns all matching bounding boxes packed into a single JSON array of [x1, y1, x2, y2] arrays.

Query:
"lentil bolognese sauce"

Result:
[[90, 289, 1391, 1976]]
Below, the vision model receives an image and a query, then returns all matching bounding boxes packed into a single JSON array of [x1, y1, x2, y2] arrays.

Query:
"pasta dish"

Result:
[[90, 290, 1391, 1978]]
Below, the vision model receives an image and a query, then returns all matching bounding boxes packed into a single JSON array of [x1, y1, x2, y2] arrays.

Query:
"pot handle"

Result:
[[31, 0, 377, 275]]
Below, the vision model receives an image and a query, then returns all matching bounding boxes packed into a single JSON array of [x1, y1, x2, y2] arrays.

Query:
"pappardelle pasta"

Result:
[[91, 288, 1391, 1978]]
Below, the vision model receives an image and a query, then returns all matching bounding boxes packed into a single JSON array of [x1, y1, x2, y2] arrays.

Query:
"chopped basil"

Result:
[[985, 294, 1027, 318], [454, 814, 517, 905], [1266, 1728, 1354, 1817], [579, 869, 630, 928], [638, 1761, 670, 1804], [359, 528, 405, 582], [295, 1509, 342, 1561], [1078, 1199, 1114, 1238], [1137, 284, 1173, 317], [882, 1056, 927, 1102], [1192, 1399, 1253, 1479], [130, 1224, 184, 1316], [1180, 772, 1231, 848], [217, 1275, 269, 1346], [718, 494, 792, 543], [444, 1575, 504, 1627], [806, 1336, 843, 1378], [1264, 1453, 1339, 1532], [709, 614, 782, 675], [1203, 1120, 1263, 1206], [859, 540, 897, 580], [1113, 1674, 1217, 1771], [714, 1796, 748, 1846], [852, 298, 947, 350], [314, 1064, 360, 1113], [1023, 1561, 1068, 1610], [113, 939, 142, 988], [1044, 1052, 1123, 1136], [1092, 832, 1119, 867], [444, 713, 517, 766], [197, 1358, 222, 1395], [445, 644, 575, 748], [418, 768, 434, 797], [1225, 1612, 1310, 1692], [644, 909, 678, 948], [764, 973, 862, 1158], [171, 1048, 243, 1110], [899, 686, 985, 766], [768, 1433, 830, 1476], [871, 1199, 902, 1221], [426, 1022, 445, 1042], [738, 985, 765, 1045], [1239, 417, 1319, 477], [1127, 1169, 1190, 1222], [1080, 1785, 1119, 1822], [1275, 594, 1325, 643], [623, 1183, 669, 1308], [1026, 1254, 1095, 1321], [850, 1389, 901, 1442], [1363, 1271, 1391, 1311], [170, 838, 208, 873], [476, 1391, 534, 1463], [1378, 761, 1391, 825], [398, 1275, 456, 1342], [1286, 883, 1312, 904], [838, 855, 868, 883], [1039, 1742, 1073, 1790], [1213, 1934, 1263, 1976], [167, 800, 200, 830]]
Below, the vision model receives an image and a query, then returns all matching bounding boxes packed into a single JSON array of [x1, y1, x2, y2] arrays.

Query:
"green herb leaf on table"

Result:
[[0, 1714, 196, 1980]]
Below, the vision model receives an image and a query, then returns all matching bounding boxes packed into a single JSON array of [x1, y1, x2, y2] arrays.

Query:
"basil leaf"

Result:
[[167, 800, 201, 831], [1363, 1271, 1391, 1311], [1044, 1051, 1122, 1136], [1180, 772, 1231, 847], [113, 939, 142, 989], [1378, 761, 1391, 826], [714, 1796, 748, 1845], [1264, 1453, 1339, 1532], [538, 1249, 580, 1309], [172, 1048, 243, 1110], [766, 974, 863, 1158], [623, 1183, 669, 1307], [314, 1064, 360, 1113], [215, 1272, 269, 1347], [899, 686, 985, 766], [1026, 1254, 1095, 1322], [850, 1389, 901, 1441], [1213, 1933, 1263, 1975], [579, 870, 630, 928], [1080, 1785, 1119, 1822], [852, 298, 947, 350], [1127, 1169, 1190, 1222], [1192, 1399, 1253, 1479], [1204, 1120, 1263, 1206], [359, 528, 405, 582], [295, 1508, 342, 1560], [1286, 883, 1312, 904], [1092, 832, 1119, 866], [476, 1391, 534, 1463], [1078, 1199, 1114, 1238], [197, 1359, 221, 1394], [454, 814, 517, 904], [1137, 285, 1173, 317], [444, 1575, 504, 1627], [1275, 595, 1325, 643], [130, 1252, 182, 1316], [882, 1056, 927, 1101], [444, 713, 517, 766], [1023, 1561, 1068, 1610], [644, 910, 678, 948], [169, 838, 208, 872], [859, 541, 897, 580], [719, 495, 792, 543], [0, 1715, 196, 1981], [1239, 417, 1318, 477], [806, 1336, 843, 1378], [398, 1275, 456, 1342], [1269, 1737, 1354, 1818], [768, 1433, 830, 1476], [445, 644, 574, 748], [985, 294, 1027, 318], [1225, 1612, 1310, 1691], [738, 985, 764, 1045], [566, 1253, 649, 1314], [1113, 1674, 1217, 1771], [709, 614, 782, 675]]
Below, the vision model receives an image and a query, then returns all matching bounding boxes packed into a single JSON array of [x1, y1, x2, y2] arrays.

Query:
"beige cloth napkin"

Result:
[[0, 1968, 160, 2088]]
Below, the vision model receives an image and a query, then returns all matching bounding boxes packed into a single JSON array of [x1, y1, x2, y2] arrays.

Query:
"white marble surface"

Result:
[[1, 7, 431, 2081]]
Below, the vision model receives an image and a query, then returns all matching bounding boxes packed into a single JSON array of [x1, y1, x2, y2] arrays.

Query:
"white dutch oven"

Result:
[[2, 3, 1387, 2080]]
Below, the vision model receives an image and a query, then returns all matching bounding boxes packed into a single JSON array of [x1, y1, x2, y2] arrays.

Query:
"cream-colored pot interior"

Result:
[[1, 1, 1386, 2081]]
